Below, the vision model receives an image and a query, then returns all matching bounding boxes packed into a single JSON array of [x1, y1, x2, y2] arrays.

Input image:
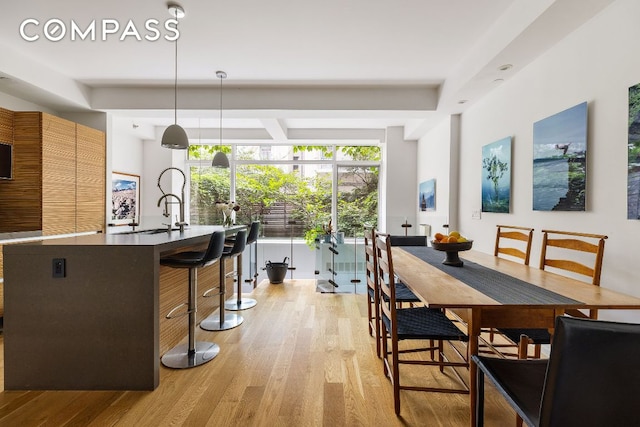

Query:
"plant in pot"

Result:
[[304, 225, 325, 249]]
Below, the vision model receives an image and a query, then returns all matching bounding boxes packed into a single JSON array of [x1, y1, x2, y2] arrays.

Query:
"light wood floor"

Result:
[[0, 279, 517, 426]]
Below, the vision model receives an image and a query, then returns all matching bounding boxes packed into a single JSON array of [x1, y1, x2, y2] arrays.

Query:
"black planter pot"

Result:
[[266, 258, 289, 284]]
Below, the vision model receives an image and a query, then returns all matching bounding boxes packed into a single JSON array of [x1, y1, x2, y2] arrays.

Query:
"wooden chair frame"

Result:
[[494, 225, 534, 266], [375, 233, 469, 415], [539, 229, 607, 319], [364, 228, 382, 358]]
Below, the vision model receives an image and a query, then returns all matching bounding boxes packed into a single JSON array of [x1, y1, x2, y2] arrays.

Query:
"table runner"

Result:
[[400, 246, 582, 305]]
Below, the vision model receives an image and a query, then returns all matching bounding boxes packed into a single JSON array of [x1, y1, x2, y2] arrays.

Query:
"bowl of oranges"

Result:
[[431, 231, 473, 266]]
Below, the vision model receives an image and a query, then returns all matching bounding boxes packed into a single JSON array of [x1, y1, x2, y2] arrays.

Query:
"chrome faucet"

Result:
[[157, 167, 188, 232]]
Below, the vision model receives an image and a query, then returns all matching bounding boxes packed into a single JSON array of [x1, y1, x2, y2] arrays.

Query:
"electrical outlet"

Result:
[[472, 210, 482, 220], [52, 258, 66, 278]]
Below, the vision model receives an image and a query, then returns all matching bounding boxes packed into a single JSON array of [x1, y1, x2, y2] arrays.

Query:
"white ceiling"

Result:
[[0, 0, 615, 142]]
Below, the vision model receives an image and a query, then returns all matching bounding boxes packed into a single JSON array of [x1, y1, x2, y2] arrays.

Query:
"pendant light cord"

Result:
[[173, 10, 179, 124], [219, 74, 223, 149]]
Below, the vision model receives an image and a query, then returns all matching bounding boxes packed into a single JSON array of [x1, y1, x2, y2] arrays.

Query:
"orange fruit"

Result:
[[448, 236, 458, 243], [434, 232, 444, 241], [440, 236, 449, 243]]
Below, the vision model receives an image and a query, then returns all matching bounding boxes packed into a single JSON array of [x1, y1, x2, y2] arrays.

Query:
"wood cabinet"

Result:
[[9, 112, 106, 236], [76, 124, 106, 233]]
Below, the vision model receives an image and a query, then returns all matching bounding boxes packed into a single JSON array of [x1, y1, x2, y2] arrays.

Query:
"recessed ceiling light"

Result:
[[498, 64, 513, 71], [493, 78, 505, 84], [458, 100, 468, 104]]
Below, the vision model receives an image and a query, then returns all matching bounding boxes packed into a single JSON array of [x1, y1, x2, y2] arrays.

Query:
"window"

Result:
[[187, 144, 380, 239]]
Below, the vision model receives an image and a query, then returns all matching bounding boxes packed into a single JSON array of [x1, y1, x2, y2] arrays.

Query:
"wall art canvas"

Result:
[[533, 101, 587, 211], [628, 83, 640, 219], [111, 172, 140, 226], [482, 136, 511, 213], [419, 179, 435, 211]]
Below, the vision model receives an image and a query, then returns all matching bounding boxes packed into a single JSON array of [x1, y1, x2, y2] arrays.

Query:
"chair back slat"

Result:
[[539, 229, 607, 286], [539, 229, 607, 319], [494, 225, 534, 265]]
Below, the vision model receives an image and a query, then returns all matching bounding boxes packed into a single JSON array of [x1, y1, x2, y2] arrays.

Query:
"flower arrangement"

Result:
[[215, 201, 240, 226]]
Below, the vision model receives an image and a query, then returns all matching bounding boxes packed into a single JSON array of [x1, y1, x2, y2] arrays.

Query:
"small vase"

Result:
[[223, 211, 233, 227]]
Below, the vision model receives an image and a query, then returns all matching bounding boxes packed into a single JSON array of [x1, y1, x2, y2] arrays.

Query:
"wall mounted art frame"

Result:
[[533, 101, 587, 211], [628, 83, 640, 219], [482, 136, 511, 213], [111, 171, 140, 226], [419, 179, 435, 211]]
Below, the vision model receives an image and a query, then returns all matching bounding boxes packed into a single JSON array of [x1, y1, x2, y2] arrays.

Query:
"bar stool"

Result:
[[225, 221, 260, 311], [201, 229, 247, 331], [159, 230, 225, 369]]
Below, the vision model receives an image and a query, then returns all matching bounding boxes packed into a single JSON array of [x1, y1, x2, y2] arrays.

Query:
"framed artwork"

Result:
[[111, 171, 140, 225], [533, 101, 587, 211], [482, 136, 511, 213], [628, 83, 640, 219], [419, 179, 436, 211]]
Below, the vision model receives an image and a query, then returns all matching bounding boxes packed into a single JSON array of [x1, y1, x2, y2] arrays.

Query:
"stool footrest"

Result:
[[165, 302, 192, 319]]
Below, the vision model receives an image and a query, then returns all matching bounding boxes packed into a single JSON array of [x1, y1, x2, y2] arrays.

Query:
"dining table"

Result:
[[391, 245, 640, 427]]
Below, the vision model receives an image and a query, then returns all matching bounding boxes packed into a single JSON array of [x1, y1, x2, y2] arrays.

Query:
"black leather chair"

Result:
[[200, 229, 247, 331], [388, 235, 428, 247], [225, 221, 260, 311], [159, 230, 226, 369], [474, 316, 640, 427]]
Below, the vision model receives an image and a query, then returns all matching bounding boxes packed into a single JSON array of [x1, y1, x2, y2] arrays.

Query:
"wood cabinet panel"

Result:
[[0, 107, 12, 142], [1, 112, 42, 233], [42, 113, 76, 236], [76, 124, 106, 232]]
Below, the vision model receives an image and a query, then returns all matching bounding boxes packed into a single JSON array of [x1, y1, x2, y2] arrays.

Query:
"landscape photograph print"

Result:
[[482, 136, 511, 213], [629, 82, 640, 219], [111, 172, 140, 225], [533, 101, 587, 211], [419, 179, 435, 211]]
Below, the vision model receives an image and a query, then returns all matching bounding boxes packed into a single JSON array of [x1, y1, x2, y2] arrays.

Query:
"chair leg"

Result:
[[201, 258, 244, 331], [225, 251, 257, 311], [161, 267, 220, 369]]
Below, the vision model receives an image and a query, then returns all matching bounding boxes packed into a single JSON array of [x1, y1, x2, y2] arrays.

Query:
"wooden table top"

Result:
[[392, 247, 640, 310]]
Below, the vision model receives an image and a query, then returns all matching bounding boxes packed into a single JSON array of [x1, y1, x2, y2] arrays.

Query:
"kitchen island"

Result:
[[3, 225, 244, 390]]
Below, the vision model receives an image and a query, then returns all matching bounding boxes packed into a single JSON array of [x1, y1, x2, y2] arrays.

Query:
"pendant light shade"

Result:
[[161, 124, 189, 149], [161, 3, 189, 150], [212, 70, 230, 168]]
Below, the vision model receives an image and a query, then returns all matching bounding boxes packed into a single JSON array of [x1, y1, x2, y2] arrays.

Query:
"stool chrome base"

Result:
[[161, 341, 220, 369], [224, 297, 257, 311], [200, 312, 244, 331]]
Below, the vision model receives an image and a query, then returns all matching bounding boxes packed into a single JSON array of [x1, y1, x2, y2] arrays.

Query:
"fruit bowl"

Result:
[[430, 240, 473, 267]]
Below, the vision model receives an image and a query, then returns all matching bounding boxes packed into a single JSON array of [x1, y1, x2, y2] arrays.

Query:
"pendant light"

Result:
[[161, 3, 189, 150], [212, 70, 230, 168]]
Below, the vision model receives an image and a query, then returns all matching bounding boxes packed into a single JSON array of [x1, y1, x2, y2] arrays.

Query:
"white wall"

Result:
[[443, 0, 640, 322], [383, 126, 419, 235], [417, 116, 455, 238]]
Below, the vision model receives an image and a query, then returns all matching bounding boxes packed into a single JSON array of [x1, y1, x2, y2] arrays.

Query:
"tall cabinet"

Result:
[[11, 111, 106, 235]]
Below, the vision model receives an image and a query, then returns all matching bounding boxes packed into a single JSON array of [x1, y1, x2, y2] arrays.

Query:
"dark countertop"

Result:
[[4, 225, 245, 253]]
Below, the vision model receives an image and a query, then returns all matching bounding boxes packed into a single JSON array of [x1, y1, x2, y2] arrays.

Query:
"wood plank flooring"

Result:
[[0, 279, 517, 426]]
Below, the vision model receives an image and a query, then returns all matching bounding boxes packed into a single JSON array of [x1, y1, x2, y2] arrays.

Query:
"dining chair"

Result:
[[375, 233, 469, 415], [364, 228, 382, 358], [486, 225, 534, 357], [473, 316, 640, 427], [498, 229, 608, 359], [494, 225, 534, 265], [365, 229, 422, 359]]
